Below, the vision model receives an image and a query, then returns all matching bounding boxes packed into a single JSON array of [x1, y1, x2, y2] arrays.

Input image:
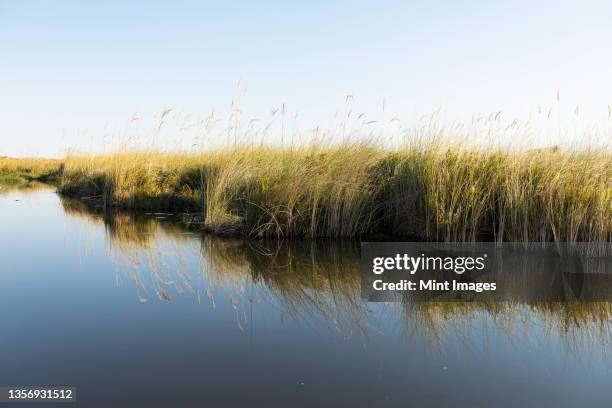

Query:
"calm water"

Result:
[[1, 185, 611, 407]]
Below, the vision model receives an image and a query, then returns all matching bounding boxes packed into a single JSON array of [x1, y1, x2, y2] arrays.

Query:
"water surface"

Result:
[[1, 185, 611, 407]]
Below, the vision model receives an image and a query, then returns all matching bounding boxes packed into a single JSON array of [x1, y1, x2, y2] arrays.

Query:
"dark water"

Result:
[[1, 185, 611, 407]]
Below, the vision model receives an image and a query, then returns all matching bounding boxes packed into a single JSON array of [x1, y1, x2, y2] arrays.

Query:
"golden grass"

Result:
[[57, 142, 611, 242], [0, 157, 62, 184]]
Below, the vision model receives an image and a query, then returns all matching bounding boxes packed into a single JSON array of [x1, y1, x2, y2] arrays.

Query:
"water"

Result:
[[1, 184, 611, 407]]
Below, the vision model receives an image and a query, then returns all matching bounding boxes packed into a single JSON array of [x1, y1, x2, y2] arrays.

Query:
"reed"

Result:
[[57, 142, 611, 243]]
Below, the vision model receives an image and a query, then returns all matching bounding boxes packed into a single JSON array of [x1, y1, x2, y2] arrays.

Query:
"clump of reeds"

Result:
[[385, 143, 611, 243], [57, 141, 611, 243]]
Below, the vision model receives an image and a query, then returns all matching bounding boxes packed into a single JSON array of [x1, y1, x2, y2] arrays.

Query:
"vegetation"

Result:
[[57, 142, 611, 242], [55, 202, 612, 348], [0, 157, 62, 184]]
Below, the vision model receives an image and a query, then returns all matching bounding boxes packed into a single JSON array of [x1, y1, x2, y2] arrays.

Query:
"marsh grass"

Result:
[[58, 141, 611, 243], [0, 157, 62, 184]]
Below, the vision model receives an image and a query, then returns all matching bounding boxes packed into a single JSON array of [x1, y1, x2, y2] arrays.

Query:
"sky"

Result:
[[1, 0, 612, 156]]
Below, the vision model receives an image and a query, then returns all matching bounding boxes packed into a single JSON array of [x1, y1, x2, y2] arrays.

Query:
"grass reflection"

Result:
[[60, 196, 612, 356]]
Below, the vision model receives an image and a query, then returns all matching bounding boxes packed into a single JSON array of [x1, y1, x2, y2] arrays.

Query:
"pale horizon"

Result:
[[2, 0, 612, 157]]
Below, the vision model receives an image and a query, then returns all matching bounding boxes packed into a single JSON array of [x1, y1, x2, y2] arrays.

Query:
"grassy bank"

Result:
[[0, 157, 62, 184], [58, 143, 611, 242]]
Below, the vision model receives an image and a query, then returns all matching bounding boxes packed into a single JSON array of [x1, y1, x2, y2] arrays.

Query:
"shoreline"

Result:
[[58, 145, 611, 242], [2, 144, 610, 242]]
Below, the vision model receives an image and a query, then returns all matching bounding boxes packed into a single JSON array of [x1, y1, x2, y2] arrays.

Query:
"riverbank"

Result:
[[56, 143, 611, 242], [0, 157, 62, 184]]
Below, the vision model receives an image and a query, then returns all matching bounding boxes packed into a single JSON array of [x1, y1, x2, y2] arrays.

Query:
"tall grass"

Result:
[[0, 157, 61, 184], [58, 141, 611, 243]]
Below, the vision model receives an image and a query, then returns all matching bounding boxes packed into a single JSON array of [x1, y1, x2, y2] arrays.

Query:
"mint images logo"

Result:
[[372, 253, 487, 275]]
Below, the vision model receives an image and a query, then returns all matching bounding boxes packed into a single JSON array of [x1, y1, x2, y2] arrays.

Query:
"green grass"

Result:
[[57, 142, 611, 243], [0, 157, 62, 184]]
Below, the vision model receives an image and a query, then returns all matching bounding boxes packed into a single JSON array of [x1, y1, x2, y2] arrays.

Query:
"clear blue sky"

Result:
[[2, 0, 612, 156]]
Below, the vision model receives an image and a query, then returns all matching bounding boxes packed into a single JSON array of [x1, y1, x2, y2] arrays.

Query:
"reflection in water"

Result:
[[0, 181, 51, 196], [60, 196, 612, 356]]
